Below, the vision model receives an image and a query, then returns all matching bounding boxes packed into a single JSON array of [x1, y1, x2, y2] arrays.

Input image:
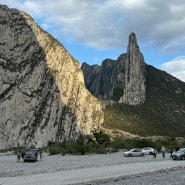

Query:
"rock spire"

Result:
[[121, 32, 146, 105], [81, 32, 146, 105]]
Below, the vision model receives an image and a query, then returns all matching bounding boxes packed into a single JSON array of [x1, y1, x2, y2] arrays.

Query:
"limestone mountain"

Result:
[[0, 5, 103, 149], [81, 33, 146, 105], [81, 33, 185, 137]]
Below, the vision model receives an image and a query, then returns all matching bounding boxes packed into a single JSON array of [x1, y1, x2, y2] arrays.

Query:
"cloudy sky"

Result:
[[1, 0, 185, 82]]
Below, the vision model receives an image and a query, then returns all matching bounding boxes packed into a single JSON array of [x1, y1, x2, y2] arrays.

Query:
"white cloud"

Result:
[[1, 0, 185, 81], [1, 0, 185, 56], [1, 0, 185, 51], [161, 56, 185, 82]]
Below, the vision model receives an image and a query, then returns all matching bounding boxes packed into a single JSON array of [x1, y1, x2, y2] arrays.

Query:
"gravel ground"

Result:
[[0, 151, 185, 184], [93, 167, 185, 185], [0, 151, 170, 177]]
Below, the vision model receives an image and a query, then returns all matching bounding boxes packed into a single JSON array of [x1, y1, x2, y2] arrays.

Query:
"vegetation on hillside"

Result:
[[1, 131, 185, 155], [103, 65, 185, 137], [47, 130, 111, 155]]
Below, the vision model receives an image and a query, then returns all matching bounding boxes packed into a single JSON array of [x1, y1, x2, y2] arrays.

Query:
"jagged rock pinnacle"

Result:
[[127, 32, 139, 52], [122, 32, 146, 105], [81, 32, 146, 105]]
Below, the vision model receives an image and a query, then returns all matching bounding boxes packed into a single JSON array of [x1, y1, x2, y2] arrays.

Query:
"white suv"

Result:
[[142, 147, 155, 155]]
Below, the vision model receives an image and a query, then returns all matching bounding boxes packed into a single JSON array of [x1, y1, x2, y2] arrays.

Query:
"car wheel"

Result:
[[172, 156, 176, 160], [141, 153, 144, 157], [181, 156, 185, 160], [128, 154, 132, 157]]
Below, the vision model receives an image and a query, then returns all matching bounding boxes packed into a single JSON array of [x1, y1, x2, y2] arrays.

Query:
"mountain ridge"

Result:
[[81, 33, 185, 137], [82, 32, 146, 105]]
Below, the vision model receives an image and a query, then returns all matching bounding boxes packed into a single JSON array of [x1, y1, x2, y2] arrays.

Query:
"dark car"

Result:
[[23, 149, 38, 162], [172, 148, 185, 160]]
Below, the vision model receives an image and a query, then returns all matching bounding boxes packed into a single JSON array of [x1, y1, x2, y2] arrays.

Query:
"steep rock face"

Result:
[[121, 33, 146, 104], [82, 59, 117, 99], [81, 63, 100, 90], [0, 5, 103, 149], [81, 33, 146, 105]]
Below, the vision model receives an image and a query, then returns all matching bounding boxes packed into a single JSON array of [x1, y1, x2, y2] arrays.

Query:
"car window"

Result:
[[26, 151, 34, 155], [179, 149, 185, 152]]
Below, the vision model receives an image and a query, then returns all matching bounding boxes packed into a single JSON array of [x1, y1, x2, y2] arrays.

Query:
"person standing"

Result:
[[169, 148, 173, 158], [17, 151, 21, 162], [153, 149, 157, 158], [161, 146, 166, 158], [39, 149, 42, 160]]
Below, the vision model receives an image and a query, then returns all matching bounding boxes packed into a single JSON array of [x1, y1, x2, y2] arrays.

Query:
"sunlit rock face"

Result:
[[121, 33, 146, 105], [0, 5, 103, 149], [81, 33, 146, 105]]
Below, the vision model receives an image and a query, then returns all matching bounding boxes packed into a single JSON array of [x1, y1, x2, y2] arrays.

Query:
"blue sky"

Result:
[[1, 0, 185, 82]]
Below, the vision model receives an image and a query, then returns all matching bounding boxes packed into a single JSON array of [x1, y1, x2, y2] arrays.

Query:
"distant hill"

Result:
[[81, 33, 185, 137]]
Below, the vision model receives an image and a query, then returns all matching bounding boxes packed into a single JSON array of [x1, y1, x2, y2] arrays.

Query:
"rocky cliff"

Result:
[[81, 33, 146, 105], [0, 5, 103, 149]]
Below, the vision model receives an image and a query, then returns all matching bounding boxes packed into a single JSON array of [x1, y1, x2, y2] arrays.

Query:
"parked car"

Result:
[[142, 147, 155, 155], [29, 148, 39, 153], [123, 148, 144, 157], [23, 149, 38, 162], [172, 148, 185, 160]]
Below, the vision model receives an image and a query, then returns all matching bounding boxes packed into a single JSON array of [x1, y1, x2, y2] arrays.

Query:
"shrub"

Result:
[[92, 129, 111, 146], [89, 144, 107, 154], [49, 147, 63, 155], [48, 140, 56, 147], [110, 136, 125, 151]]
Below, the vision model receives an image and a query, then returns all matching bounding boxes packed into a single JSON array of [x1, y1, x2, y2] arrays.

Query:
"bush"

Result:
[[49, 147, 63, 155], [110, 136, 125, 151], [89, 144, 107, 154], [92, 129, 111, 146], [48, 140, 56, 147]]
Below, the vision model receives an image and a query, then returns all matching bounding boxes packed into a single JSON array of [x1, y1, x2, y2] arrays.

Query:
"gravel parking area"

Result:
[[0, 151, 185, 185], [0, 151, 169, 177]]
